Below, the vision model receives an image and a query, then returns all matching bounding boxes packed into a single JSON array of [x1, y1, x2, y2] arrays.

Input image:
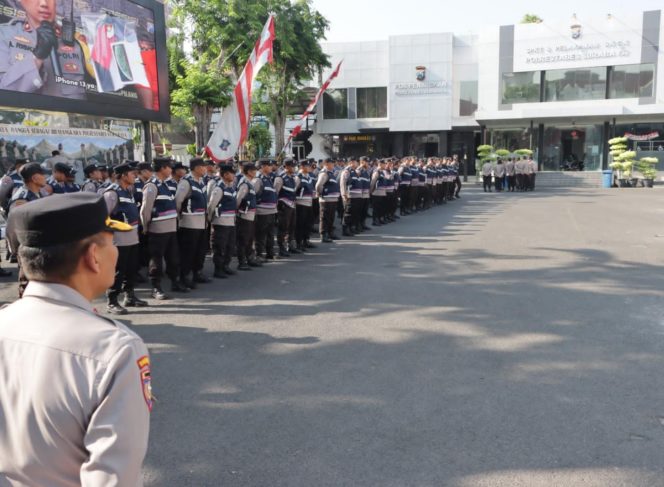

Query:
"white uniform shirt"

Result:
[[0, 282, 151, 486]]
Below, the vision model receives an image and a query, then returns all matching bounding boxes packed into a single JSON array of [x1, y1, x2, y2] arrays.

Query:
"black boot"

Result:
[[248, 258, 263, 267], [305, 240, 317, 249], [342, 226, 354, 237], [123, 290, 148, 307], [172, 279, 191, 293], [213, 268, 229, 278], [278, 246, 290, 258], [238, 261, 251, 271], [222, 265, 236, 275], [107, 294, 128, 315], [194, 272, 211, 284], [181, 276, 197, 290], [151, 287, 170, 300]]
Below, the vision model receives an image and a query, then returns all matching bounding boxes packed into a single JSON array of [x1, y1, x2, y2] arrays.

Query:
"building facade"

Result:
[[313, 9, 664, 172]]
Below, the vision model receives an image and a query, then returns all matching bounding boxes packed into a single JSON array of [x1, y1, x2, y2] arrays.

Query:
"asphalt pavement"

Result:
[[1, 186, 664, 486]]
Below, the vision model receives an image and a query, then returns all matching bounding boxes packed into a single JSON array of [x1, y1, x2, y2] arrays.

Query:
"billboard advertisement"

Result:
[[0, 0, 169, 122]]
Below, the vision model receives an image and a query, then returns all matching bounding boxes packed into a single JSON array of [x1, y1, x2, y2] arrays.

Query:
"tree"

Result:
[[521, 14, 543, 24], [246, 124, 273, 159], [168, 0, 330, 156]]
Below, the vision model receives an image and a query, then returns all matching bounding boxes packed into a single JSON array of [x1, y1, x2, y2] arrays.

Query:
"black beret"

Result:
[[299, 159, 310, 167], [152, 157, 173, 171], [83, 164, 101, 177], [10, 193, 132, 248], [258, 159, 271, 167], [242, 162, 257, 172], [19, 162, 44, 181], [219, 163, 234, 174], [53, 162, 73, 175], [189, 158, 209, 170], [114, 161, 138, 175], [137, 162, 152, 171], [283, 158, 295, 167]]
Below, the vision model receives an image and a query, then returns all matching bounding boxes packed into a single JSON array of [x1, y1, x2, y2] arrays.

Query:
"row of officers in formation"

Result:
[[0, 155, 462, 314], [480, 157, 538, 193]]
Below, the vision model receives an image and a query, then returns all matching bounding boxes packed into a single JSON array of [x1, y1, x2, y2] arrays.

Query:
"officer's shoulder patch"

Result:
[[137, 355, 153, 411]]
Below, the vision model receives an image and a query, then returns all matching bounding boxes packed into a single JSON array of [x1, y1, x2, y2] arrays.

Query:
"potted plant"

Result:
[[637, 156, 658, 188], [476, 144, 494, 181], [608, 137, 629, 186]]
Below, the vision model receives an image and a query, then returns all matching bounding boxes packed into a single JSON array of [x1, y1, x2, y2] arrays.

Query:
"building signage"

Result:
[[513, 14, 643, 72], [394, 80, 451, 97], [624, 131, 659, 141], [342, 135, 376, 142]]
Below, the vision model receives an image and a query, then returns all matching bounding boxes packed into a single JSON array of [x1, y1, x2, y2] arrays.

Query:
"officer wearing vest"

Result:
[[339, 157, 363, 236], [175, 158, 211, 289], [398, 159, 412, 215], [384, 160, 397, 222], [409, 160, 420, 212], [132, 162, 153, 279], [315, 158, 340, 243], [253, 159, 278, 261], [81, 164, 103, 192], [165, 162, 186, 195], [44, 161, 79, 195], [294, 159, 316, 251], [358, 156, 371, 231], [235, 161, 259, 271], [206, 164, 237, 278], [103, 161, 148, 315], [140, 157, 188, 299], [274, 158, 300, 257], [370, 159, 388, 226], [0, 158, 28, 217]]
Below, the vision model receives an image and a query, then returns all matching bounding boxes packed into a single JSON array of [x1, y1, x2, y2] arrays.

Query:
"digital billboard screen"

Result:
[[0, 0, 169, 122]]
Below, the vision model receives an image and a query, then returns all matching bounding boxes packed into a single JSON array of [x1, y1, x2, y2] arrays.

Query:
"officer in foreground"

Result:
[[0, 192, 151, 485]]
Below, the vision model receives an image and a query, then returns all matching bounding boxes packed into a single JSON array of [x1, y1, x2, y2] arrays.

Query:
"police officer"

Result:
[[175, 157, 211, 288], [140, 157, 188, 299], [294, 159, 316, 251], [103, 161, 147, 314], [274, 158, 300, 257], [316, 158, 340, 243], [253, 159, 277, 261], [81, 164, 103, 192], [207, 163, 237, 278], [235, 161, 259, 271], [358, 156, 371, 231], [0, 193, 151, 485], [339, 156, 362, 236], [165, 162, 186, 195], [9, 161, 45, 210], [398, 158, 412, 215], [0, 0, 88, 99], [44, 161, 79, 194], [370, 159, 387, 226]]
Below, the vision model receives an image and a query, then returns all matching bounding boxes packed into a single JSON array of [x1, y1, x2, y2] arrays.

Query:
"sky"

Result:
[[310, 0, 663, 42]]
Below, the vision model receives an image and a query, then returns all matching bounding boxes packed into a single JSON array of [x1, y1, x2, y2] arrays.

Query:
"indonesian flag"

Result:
[[206, 15, 276, 161], [286, 60, 343, 149]]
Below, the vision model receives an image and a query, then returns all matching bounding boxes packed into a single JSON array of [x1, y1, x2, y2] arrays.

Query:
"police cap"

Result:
[[152, 157, 173, 172], [114, 161, 138, 175], [53, 162, 73, 176], [19, 162, 45, 182], [242, 161, 257, 173], [10, 193, 132, 248], [137, 162, 152, 172], [219, 163, 234, 174], [283, 158, 295, 167], [189, 158, 210, 170], [83, 164, 101, 177]]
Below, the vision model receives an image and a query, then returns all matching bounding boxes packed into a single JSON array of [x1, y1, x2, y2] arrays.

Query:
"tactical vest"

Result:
[[181, 175, 207, 215], [134, 178, 145, 206], [348, 168, 363, 196], [105, 184, 139, 228], [321, 169, 340, 201], [165, 177, 178, 195], [215, 181, 237, 217], [359, 168, 371, 195], [237, 177, 257, 213], [278, 173, 297, 207], [256, 174, 277, 210], [418, 168, 427, 183], [9, 186, 40, 212], [400, 167, 412, 186], [149, 177, 177, 222]]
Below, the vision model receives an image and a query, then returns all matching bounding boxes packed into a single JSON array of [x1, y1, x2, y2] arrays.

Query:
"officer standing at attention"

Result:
[[0, 0, 88, 99], [0, 193, 151, 485], [0, 158, 28, 213], [140, 157, 189, 299], [81, 164, 103, 192], [294, 159, 316, 251], [207, 163, 238, 278], [339, 156, 362, 236], [175, 157, 211, 288], [253, 159, 278, 262], [505, 158, 516, 192], [273, 158, 300, 257], [44, 162, 79, 194], [316, 158, 340, 243], [235, 161, 259, 270], [358, 156, 371, 231], [9, 161, 45, 210], [481, 159, 494, 193], [103, 161, 148, 314], [370, 159, 387, 226]]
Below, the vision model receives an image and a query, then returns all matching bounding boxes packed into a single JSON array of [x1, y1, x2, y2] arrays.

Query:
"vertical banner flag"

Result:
[[206, 15, 276, 161], [285, 60, 343, 151]]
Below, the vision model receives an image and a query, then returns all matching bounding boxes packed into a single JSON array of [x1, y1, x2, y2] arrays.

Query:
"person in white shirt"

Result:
[[481, 160, 493, 192]]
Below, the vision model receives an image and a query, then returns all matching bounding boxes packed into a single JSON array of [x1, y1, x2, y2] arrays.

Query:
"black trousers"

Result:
[[483, 176, 492, 191], [138, 231, 149, 268], [409, 186, 419, 210], [372, 195, 385, 221], [516, 174, 524, 190], [236, 218, 255, 265], [148, 232, 180, 287], [255, 213, 276, 257], [361, 197, 370, 224], [109, 244, 138, 299], [399, 186, 410, 212], [507, 175, 516, 191], [319, 201, 337, 237], [455, 177, 462, 197], [494, 176, 504, 191], [336, 196, 344, 220], [424, 185, 433, 208], [529, 174, 536, 190], [277, 202, 296, 247], [178, 227, 207, 277], [212, 225, 236, 270], [311, 199, 319, 233], [295, 204, 313, 244]]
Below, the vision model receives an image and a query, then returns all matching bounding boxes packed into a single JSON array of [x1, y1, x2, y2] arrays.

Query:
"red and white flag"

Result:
[[206, 15, 276, 161], [285, 60, 343, 149]]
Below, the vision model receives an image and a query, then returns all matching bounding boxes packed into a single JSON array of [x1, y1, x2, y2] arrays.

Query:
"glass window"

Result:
[[323, 89, 348, 119], [356, 87, 387, 118], [490, 127, 539, 154], [501, 72, 541, 104], [544, 67, 606, 101], [609, 64, 655, 98], [542, 124, 603, 171], [459, 80, 478, 116]]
